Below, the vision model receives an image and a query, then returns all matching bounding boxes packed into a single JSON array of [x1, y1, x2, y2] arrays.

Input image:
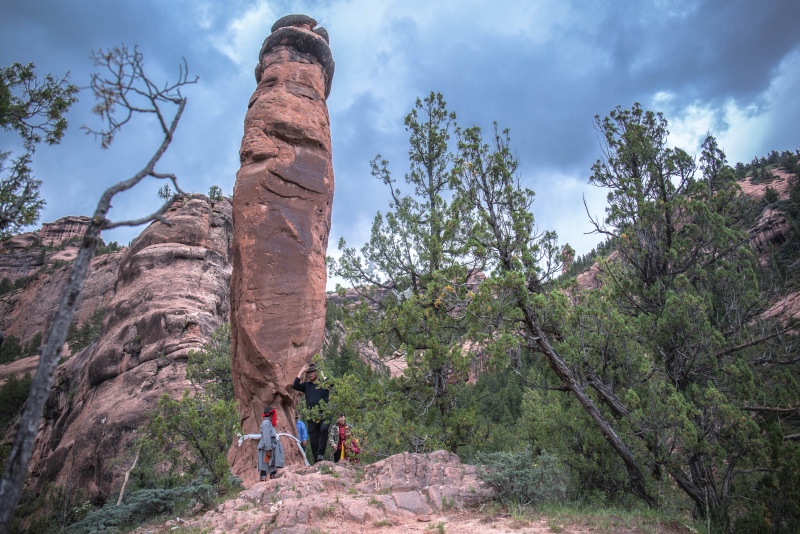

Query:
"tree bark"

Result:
[[519, 300, 656, 507]]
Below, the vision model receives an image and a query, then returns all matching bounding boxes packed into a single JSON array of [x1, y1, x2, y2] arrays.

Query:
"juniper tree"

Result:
[[328, 93, 482, 453], [453, 103, 799, 529], [578, 104, 799, 527], [0, 62, 78, 239]]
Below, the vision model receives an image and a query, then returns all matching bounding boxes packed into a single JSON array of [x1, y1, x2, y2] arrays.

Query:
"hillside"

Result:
[[1, 157, 798, 532]]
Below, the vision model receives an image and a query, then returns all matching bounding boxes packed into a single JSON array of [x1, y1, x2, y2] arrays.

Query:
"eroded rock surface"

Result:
[[22, 196, 232, 500], [184, 451, 493, 534], [229, 14, 335, 482], [0, 216, 92, 284]]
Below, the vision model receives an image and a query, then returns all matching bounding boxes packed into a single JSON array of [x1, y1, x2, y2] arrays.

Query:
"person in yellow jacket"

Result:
[[329, 413, 361, 463]]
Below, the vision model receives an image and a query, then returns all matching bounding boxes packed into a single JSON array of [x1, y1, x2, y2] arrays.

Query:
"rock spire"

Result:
[[228, 14, 335, 482]]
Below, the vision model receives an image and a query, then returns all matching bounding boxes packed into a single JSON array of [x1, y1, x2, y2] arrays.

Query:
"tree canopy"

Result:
[[0, 63, 78, 239], [327, 97, 800, 531]]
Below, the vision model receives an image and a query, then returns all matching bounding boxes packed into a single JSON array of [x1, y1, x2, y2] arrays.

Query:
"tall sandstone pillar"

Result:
[[229, 14, 334, 482]]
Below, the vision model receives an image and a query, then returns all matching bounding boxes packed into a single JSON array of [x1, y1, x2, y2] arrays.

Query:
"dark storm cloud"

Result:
[[2, 0, 798, 281]]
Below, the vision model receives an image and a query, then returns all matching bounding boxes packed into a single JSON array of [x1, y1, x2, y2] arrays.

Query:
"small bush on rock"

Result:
[[478, 448, 570, 506]]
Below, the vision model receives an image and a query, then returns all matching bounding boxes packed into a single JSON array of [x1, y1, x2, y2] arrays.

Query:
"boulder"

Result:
[[185, 451, 493, 533]]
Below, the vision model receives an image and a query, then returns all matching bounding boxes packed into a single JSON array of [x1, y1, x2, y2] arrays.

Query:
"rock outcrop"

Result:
[[20, 196, 232, 500], [182, 451, 492, 534], [0, 215, 123, 354], [229, 14, 335, 482], [38, 216, 92, 247], [0, 216, 92, 283]]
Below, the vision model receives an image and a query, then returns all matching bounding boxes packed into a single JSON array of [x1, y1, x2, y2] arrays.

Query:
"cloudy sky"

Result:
[[2, 0, 799, 289]]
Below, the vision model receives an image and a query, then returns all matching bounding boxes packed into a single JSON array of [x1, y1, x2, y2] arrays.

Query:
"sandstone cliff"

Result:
[[0, 216, 91, 283], [1, 196, 233, 500]]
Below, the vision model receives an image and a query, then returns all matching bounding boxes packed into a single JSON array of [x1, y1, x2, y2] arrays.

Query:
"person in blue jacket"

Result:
[[296, 414, 308, 449], [292, 363, 329, 463]]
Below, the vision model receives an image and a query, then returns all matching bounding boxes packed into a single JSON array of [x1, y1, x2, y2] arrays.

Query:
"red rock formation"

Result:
[[0, 251, 121, 346], [229, 14, 335, 483], [0, 216, 94, 283], [0, 216, 124, 350], [18, 196, 232, 499], [37, 215, 91, 247], [181, 451, 493, 532]]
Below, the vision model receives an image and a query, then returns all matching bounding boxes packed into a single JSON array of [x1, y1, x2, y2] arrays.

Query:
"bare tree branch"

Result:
[[0, 46, 195, 532]]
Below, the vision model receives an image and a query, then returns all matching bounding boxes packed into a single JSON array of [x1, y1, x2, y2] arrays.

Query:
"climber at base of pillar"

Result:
[[292, 362, 330, 463], [258, 407, 284, 480]]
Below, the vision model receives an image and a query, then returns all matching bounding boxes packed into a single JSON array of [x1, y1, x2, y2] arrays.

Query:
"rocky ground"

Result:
[[129, 451, 695, 534]]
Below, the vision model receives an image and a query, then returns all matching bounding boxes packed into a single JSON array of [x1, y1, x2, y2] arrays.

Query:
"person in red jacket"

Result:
[[330, 413, 361, 463]]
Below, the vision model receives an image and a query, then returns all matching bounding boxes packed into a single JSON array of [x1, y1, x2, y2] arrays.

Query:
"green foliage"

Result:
[[0, 62, 79, 150], [93, 239, 121, 256], [764, 185, 780, 205], [66, 480, 215, 533], [559, 236, 617, 280], [328, 93, 482, 454], [132, 323, 239, 492], [157, 183, 174, 202], [0, 62, 78, 239], [24, 332, 42, 356], [0, 276, 32, 297], [134, 391, 239, 492], [0, 151, 45, 239], [207, 184, 223, 201], [478, 448, 571, 506], [731, 435, 800, 533], [9, 482, 93, 534], [0, 373, 32, 430], [0, 334, 24, 363], [455, 364, 527, 460], [558, 104, 800, 527], [328, 97, 799, 530], [186, 322, 234, 402], [324, 328, 367, 378], [0, 332, 45, 363], [66, 308, 105, 353]]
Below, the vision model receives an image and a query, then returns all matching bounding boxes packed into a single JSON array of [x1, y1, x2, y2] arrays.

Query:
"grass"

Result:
[[475, 499, 706, 534], [373, 518, 393, 527], [319, 503, 337, 518], [318, 464, 340, 478], [530, 502, 703, 534]]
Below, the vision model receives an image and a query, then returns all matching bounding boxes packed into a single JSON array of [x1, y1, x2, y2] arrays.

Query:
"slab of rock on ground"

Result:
[[182, 451, 494, 533]]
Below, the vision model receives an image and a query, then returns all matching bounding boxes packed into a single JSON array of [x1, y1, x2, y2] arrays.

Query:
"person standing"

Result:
[[292, 363, 329, 463], [296, 415, 309, 450], [330, 413, 361, 463], [257, 407, 283, 480]]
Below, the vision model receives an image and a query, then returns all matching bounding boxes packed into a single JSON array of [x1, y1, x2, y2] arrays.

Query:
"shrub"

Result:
[[0, 373, 32, 430], [765, 186, 780, 205], [66, 480, 215, 533], [0, 334, 24, 364], [186, 322, 233, 402], [66, 308, 105, 353], [135, 391, 239, 492], [24, 332, 43, 356], [478, 448, 571, 506], [208, 185, 223, 201], [93, 240, 122, 256]]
